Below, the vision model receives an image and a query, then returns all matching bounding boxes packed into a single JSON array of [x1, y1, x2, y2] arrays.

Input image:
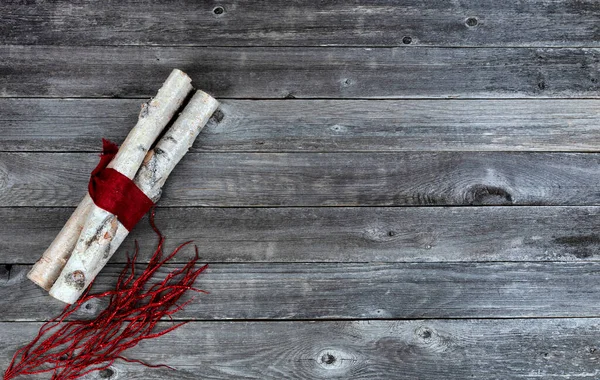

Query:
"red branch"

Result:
[[5, 210, 208, 380]]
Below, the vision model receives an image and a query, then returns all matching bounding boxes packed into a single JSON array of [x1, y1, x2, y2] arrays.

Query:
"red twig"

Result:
[[4, 210, 208, 380]]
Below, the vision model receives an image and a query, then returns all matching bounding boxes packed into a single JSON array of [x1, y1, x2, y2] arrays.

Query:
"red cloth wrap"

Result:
[[88, 139, 155, 231]]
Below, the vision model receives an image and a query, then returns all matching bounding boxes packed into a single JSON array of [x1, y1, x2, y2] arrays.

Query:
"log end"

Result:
[[48, 274, 85, 304], [27, 257, 68, 291], [27, 272, 53, 291]]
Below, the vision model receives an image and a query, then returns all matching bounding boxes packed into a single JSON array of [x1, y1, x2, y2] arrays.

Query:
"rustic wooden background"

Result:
[[1, 1, 600, 379]]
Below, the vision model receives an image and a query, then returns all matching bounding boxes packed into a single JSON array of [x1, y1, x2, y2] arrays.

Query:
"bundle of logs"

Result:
[[27, 69, 219, 304]]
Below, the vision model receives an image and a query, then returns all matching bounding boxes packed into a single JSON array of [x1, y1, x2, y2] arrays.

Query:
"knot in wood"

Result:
[[341, 78, 353, 87], [315, 348, 354, 370], [79, 299, 101, 316], [99, 367, 115, 378], [414, 326, 451, 352], [211, 108, 224, 123], [322, 353, 336, 365], [330, 124, 348, 133], [463, 184, 513, 205], [363, 225, 398, 242], [417, 326, 433, 340], [465, 17, 479, 27]]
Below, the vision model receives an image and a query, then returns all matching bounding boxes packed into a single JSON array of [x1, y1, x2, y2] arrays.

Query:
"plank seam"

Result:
[[3, 96, 600, 100], [4, 316, 600, 323], [2, 43, 600, 49]]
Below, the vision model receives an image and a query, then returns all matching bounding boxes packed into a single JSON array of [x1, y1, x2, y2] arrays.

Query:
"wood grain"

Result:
[[1, 152, 600, 207], [2, 0, 599, 48], [2, 46, 599, 98], [3, 98, 600, 152], [2, 1, 600, 378], [2, 206, 600, 264], [2, 318, 600, 379], [3, 262, 600, 321]]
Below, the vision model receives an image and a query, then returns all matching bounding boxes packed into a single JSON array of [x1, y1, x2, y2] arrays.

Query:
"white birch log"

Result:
[[49, 91, 219, 304], [26, 195, 94, 290], [28, 69, 193, 290]]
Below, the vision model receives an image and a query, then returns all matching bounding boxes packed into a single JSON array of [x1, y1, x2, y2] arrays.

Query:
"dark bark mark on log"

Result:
[[139, 102, 150, 118], [164, 135, 178, 144], [64, 270, 85, 290], [84, 215, 114, 248]]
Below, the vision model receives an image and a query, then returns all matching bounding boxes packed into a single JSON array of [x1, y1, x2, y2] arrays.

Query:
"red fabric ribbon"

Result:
[[88, 139, 154, 231]]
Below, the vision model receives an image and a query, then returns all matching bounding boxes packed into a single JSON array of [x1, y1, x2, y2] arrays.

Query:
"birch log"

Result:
[[49, 91, 219, 304], [27, 69, 193, 290]]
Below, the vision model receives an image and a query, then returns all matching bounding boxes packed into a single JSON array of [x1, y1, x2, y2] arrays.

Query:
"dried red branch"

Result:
[[5, 210, 208, 380]]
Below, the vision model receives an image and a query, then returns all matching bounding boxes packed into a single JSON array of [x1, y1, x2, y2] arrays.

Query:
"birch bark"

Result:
[[28, 69, 193, 290], [49, 91, 219, 304]]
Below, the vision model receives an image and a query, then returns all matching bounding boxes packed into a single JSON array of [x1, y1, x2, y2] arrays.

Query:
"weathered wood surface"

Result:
[[3, 262, 600, 321], [2, 46, 600, 98], [2, 1, 600, 378], [2, 318, 600, 379], [3, 98, 600, 152], [1, 152, 600, 207], [2, 206, 600, 264], [2, 0, 599, 48]]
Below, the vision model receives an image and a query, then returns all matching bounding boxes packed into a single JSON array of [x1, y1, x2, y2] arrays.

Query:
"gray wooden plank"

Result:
[[3, 262, 600, 320], [1, 152, 600, 207], [2, 46, 599, 98], [2, 206, 600, 264], [3, 98, 600, 152], [2, 319, 599, 379], [2, 0, 599, 48]]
